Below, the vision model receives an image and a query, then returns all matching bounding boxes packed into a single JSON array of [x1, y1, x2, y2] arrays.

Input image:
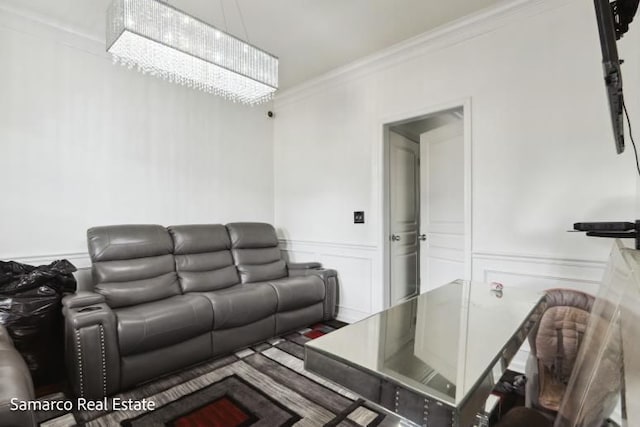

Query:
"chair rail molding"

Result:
[[472, 250, 609, 267], [2, 252, 92, 269], [278, 239, 377, 252]]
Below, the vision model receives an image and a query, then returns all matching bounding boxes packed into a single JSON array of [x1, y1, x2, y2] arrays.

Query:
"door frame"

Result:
[[379, 97, 472, 309]]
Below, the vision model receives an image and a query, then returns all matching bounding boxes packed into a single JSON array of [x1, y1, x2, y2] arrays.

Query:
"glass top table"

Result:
[[304, 280, 545, 427]]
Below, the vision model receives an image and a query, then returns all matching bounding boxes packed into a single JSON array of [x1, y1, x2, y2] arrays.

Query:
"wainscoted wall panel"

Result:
[[472, 252, 606, 295], [426, 255, 466, 293], [472, 251, 607, 372], [280, 240, 378, 323], [320, 254, 373, 323]]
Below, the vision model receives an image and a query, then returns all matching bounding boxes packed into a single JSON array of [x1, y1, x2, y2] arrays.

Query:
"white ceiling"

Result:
[[0, 0, 505, 89]]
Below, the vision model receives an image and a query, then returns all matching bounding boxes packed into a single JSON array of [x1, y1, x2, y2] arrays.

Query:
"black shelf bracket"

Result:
[[573, 220, 640, 249]]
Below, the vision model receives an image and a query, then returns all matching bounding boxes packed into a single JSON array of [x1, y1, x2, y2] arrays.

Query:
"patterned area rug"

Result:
[[38, 321, 394, 427]]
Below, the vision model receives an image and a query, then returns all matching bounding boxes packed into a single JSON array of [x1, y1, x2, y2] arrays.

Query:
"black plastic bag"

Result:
[[0, 259, 77, 386], [0, 259, 77, 294]]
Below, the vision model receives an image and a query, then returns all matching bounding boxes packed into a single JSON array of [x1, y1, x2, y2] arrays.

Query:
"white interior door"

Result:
[[389, 131, 420, 305], [419, 120, 465, 292]]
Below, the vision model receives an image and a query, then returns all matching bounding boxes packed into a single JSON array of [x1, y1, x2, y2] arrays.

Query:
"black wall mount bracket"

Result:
[[573, 220, 640, 249]]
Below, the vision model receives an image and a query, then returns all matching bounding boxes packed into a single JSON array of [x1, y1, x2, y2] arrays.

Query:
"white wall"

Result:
[[0, 7, 275, 267], [273, 0, 640, 326]]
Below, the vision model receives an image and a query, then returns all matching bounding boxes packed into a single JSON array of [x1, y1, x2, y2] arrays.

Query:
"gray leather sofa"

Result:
[[0, 325, 36, 427], [62, 223, 338, 399]]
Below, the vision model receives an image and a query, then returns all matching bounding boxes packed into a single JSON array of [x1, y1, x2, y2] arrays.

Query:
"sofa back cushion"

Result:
[[88, 225, 181, 308], [169, 224, 240, 292], [226, 222, 287, 283]]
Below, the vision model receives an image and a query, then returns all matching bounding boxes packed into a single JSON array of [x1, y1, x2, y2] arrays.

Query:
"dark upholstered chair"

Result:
[[500, 240, 636, 427], [63, 223, 338, 399], [498, 285, 621, 427]]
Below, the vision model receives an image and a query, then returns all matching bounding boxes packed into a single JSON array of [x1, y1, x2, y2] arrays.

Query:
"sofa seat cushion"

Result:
[[266, 276, 325, 312], [202, 284, 278, 330], [115, 295, 213, 356]]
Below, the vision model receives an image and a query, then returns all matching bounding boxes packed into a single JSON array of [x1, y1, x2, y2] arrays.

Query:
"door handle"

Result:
[[391, 234, 401, 242], [418, 234, 427, 241]]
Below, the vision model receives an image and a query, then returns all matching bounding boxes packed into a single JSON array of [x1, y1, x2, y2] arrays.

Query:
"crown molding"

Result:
[[0, 0, 102, 43], [0, 0, 578, 104], [274, 0, 574, 108], [0, 1, 106, 57], [278, 238, 377, 252]]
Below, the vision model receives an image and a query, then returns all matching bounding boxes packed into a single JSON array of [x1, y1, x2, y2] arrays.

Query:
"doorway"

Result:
[[383, 104, 471, 307]]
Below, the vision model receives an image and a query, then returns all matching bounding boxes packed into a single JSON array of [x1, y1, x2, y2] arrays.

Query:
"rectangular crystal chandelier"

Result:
[[106, 0, 278, 105]]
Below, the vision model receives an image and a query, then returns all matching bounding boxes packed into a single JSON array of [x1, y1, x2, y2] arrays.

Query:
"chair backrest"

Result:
[[554, 240, 633, 427], [226, 222, 287, 283], [88, 225, 181, 308], [531, 289, 595, 384], [169, 224, 240, 292]]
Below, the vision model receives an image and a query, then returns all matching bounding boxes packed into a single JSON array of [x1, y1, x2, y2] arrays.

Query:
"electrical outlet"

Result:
[[354, 211, 365, 224]]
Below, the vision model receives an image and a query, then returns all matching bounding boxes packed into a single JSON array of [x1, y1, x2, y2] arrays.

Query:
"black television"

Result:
[[593, 0, 639, 154]]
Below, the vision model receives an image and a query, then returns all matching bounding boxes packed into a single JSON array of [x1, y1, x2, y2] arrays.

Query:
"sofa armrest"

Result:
[[289, 268, 339, 320], [0, 325, 36, 427], [62, 291, 105, 310], [64, 303, 120, 399], [287, 261, 322, 270]]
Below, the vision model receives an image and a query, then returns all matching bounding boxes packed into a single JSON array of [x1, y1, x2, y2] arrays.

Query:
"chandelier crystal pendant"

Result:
[[106, 0, 278, 105]]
